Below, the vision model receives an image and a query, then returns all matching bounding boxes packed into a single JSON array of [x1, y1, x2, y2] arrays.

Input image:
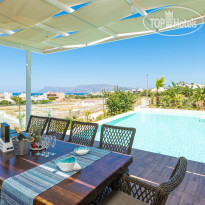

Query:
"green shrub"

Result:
[[105, 88, 136, 116]]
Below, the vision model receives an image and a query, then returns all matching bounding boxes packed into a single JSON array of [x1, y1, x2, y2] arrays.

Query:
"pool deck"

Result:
[[129, 148, 205, 205], [92, 140, 205, 205], [65, 134, 205, 204], [92, 109, 205, 204]]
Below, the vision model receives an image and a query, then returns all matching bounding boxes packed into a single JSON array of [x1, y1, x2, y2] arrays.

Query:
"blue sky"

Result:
[[0, 25, 205, 92]]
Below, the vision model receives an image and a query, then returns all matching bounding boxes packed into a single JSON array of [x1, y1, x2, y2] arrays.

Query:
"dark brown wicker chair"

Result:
[[26, 115, 49, 135], [98, 157, 187, 205], [68, 121, 98, 147], [99, 124, 136, 155], [46, 117, 70, 141]]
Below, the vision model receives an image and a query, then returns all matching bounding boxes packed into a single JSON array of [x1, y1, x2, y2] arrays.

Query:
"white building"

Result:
[[31, 95, 48, 102], [137, 88, 144, 92], [151, 87, 166, 93], [0, 92, 12, 100], [178, 83, 205, 89], [56, 91, 65, 101], [82, 99, 95, 107], [19, 93, 26, 100], [0, 92, 15, 104], [91, 92, 103, 96], [44, 91, 65, 101]]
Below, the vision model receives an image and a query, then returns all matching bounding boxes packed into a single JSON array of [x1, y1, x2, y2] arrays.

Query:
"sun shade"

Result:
[[0, 0, 204, 54]]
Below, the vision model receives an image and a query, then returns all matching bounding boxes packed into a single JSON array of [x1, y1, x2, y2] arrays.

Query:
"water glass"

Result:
[[50, 135, 56, 156], [41, 135, 49, 157], [44, 136, 50, 158], [35, 136, 42, 156], [46, 135, 51, 155]]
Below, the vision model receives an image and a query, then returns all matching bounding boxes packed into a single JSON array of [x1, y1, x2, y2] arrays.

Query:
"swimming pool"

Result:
[[96, 112, 205, 163]]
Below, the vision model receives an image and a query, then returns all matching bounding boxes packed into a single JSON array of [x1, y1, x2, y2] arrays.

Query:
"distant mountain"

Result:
[[38, 84, 134, 93]]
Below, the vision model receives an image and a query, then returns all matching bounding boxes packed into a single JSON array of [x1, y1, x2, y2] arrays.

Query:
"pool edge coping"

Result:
[[96, 108, 205, 125]]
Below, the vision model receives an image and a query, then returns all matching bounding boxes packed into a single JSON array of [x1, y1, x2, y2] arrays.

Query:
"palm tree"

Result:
[[183, 85, 193, 107], [194, 85, 204, 109], [168, 82, 179, 108], [156, 77, 165, 106]]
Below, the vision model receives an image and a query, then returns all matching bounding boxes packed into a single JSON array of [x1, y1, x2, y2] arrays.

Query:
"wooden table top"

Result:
[[0, 137, 133, 205]]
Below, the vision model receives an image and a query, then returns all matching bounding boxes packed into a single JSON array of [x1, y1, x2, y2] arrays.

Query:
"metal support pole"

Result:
[[26, 51, 31, 126], [146, 73, 149, 105]]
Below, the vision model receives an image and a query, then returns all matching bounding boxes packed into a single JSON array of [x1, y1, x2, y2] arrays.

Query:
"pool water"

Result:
[[96, 112, 205, 163]]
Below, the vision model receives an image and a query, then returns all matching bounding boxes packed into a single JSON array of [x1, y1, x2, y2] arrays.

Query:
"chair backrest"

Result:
[[68, 121, 98, 147], [26, 115, 49, 135], [46, 118, 70, 141], [99, 124, 136, 155], [152, 157, 187, 205]]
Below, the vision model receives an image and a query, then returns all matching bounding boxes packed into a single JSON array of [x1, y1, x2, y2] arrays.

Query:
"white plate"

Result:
[[30, 145, 47, 151]]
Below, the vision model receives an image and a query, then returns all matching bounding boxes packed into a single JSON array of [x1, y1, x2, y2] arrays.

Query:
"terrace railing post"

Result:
[[26, 50, 31, 126]]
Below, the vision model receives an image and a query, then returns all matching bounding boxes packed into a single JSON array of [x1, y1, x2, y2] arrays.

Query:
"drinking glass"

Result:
[[50, 135, 56, 156], [41, 134, 48, 157], [44, 135, 51, 158], [46, 135, 51, 156], [35, 136, 42, 156]]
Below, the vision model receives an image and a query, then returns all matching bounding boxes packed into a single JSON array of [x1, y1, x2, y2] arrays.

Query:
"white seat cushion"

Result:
[[99, 190, 149, 205]]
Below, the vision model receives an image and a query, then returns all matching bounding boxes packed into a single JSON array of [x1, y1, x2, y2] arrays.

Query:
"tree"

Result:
[[11, 96, 25, 105], [48, 97, 56, 101], [156, 77, 165, 106], [85, 110, 91, 120], [194, 85, 204, 109], [168, 82, 179, 108], [105, 88, 136, 116], [17, 113, 25, 129], [0, 100, 12, 106]]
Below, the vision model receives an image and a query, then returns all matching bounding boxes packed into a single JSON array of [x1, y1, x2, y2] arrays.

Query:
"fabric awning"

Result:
[[0, 0, 204, 54]]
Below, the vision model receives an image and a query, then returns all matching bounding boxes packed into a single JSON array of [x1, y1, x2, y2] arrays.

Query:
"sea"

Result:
[[12, 93, 87, 96]]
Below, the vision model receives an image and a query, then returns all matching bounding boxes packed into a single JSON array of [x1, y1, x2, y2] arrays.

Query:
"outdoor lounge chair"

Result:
[[98, 157, 187, 205], [99, 124, 136, 155], [68, 121, 98, 147], [26, 115, 49, 135], [46, 117, 70, 141]]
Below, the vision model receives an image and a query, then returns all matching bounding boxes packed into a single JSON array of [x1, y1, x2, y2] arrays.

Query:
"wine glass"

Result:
[[44, 135, 51, 158], [50, 135, 56, 156], [41, 134, 48, 157], [35, 136, 42, 156], [46, 135, 51, 156]]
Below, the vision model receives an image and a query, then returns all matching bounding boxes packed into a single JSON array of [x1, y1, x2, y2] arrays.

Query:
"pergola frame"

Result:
[[26, 51, 31, 125]]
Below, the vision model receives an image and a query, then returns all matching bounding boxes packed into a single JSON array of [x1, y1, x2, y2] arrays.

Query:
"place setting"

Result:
[[10, 123, 93, 173], [31, 134, 57, 158]]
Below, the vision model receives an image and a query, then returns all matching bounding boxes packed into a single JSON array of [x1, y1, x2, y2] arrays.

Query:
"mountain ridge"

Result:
[[38, 84, 135, 93]]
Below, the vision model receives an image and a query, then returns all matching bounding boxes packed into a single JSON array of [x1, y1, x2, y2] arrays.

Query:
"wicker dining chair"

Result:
[[98, 157, 187, 205], [99, 124, 136, 155], [46, 117, 70, 141], [26, 115, 49, 135], [68, 121, 98, 147]]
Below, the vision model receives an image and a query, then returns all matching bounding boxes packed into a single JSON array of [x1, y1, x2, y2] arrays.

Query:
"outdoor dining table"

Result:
[[0, 133, 133, 205]]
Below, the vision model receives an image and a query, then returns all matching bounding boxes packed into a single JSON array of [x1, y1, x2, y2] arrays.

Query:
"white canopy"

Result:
[[0, 0, 204, 54]]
